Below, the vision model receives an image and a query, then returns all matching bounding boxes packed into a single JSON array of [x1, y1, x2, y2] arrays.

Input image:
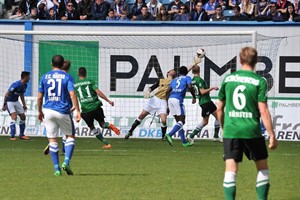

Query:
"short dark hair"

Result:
[[179, 66, 188, 76], [21, 71, 30, 79], [78, 67, 87, 77], [216, 5, 222, 10], [62, 60, 71, 72], [233, 5, 240, 12], [52, 55, 64, 69]]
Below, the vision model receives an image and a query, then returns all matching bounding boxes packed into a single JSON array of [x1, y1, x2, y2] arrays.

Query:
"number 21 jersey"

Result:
[[38, 70, 75, 114]]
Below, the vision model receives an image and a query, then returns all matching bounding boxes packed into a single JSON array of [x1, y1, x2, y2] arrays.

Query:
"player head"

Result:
[[21, 71, 30, 83], [167, 69, 176, 79], [179, 66, 188, 76], [62, 60, 71, 73], [52, 55, 64, 69], [192, 65, 200, 75], [239, 47, 258, 69], [78, 67, 87, 78]]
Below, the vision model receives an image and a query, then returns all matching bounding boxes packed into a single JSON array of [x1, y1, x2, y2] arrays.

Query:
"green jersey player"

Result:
[[217, 47, 278, 200], [187, 65, 221, 144], [74, 67, 120, 149]]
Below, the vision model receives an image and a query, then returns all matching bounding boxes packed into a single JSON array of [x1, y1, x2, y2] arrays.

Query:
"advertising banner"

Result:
[[0, 97, 298, 141]]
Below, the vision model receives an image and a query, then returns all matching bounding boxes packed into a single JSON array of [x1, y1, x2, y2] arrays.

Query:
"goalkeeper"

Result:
[[125, 69, 176, 140]]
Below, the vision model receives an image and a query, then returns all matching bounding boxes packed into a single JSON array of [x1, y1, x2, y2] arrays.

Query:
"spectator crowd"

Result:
[[1, 0, 300, 21]]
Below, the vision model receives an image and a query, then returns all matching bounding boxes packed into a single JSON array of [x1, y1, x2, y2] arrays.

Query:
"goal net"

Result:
[[0, 31, 283, 139]]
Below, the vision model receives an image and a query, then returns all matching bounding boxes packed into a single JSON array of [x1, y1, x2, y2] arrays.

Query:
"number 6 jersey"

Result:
[[218, 70, 268, 139]]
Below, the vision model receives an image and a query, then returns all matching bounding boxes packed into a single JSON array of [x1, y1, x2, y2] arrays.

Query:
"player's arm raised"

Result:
[[95, 89, 114, 106], [258, 102, 278, 150]]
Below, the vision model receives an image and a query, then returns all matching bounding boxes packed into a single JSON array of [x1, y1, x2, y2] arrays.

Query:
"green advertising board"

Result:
[[39, 41, 99, 83]]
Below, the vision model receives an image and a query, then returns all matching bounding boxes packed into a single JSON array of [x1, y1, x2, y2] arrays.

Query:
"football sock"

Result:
[[103, 122, 110, 128], [178, 128, 187, 144], [64, 138, 75, 165], [223, 171, 236, 200], [168, 121, 183, 137], [19, 120, 25, 136], [92, 129, 109, 145], [256, 170, 270, 200], [190, 123, 204, 138], [49, 142, 60, 171], [62, 139, 66, 153], [214, 120, 220, 138], [161, 125, 167, 138], [129, 118, 141, 133], [10, 120, 16, 138]]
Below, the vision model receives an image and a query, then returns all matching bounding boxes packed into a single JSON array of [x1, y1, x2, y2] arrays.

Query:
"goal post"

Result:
[[0, 30, 282, 139]]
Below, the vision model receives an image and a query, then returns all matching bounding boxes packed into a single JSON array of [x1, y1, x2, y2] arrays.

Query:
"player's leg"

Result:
[[165, 98, 185, 146], [175, 115, 190, 146], [245, 137, 270, 200], [9, 112, 17, 140], [224, 159, 238, 200], [255, 159, 270, 200], [43, 109, 61, 175], [6, 102, 17, 140], [82, 110, 111, 148], [18, 113, 30, 140], [159, 113, 167, 140], [212, 111, 221, 141], [188, 116, 209, 143], [59, 114, 76, 175], [158, 99, 168, 140], [96, 107, 120, 136], [62, 135, 66, 155], [223, 138, 243, 200], [125, 109, 149, 139]]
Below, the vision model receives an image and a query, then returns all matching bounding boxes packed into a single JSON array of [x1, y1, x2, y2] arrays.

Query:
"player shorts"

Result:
[[6, 101, 24, 115], [168, 98, 185, 116], [43, 108, 75, 139], [81, 107, 105, 128], [223, 137, 268, 162], [200, 101, 217, 117], [143, 96, 167, 116]]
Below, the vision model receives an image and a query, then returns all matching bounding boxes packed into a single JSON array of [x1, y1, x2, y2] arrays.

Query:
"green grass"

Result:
[[0, 137, 299, 200]]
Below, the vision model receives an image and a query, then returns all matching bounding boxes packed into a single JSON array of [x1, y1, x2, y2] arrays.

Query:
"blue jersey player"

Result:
[[165, 66, 196, 147], [2, 71, 31, 140], [43, 60, 73, 156], [37, 55, 81, 176]]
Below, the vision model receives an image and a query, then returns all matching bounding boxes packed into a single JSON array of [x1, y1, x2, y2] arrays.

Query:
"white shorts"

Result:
[[143, 96, 167, 116], [168, 98, 185, 116], [43, 108, 75, 139], [6, 101, 24, 115]]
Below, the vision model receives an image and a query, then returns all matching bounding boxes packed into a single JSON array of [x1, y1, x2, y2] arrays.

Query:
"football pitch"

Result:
[[0, 137, 299, 200]]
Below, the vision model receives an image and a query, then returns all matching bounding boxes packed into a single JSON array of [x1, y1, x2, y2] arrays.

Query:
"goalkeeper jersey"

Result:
[[74, 78, 102, 113], [192, 76, 211, 105], [218, 70, 268, 139]]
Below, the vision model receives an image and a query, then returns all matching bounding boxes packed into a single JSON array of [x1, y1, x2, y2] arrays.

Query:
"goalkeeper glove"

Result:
[[193, 56, 202, 66]]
